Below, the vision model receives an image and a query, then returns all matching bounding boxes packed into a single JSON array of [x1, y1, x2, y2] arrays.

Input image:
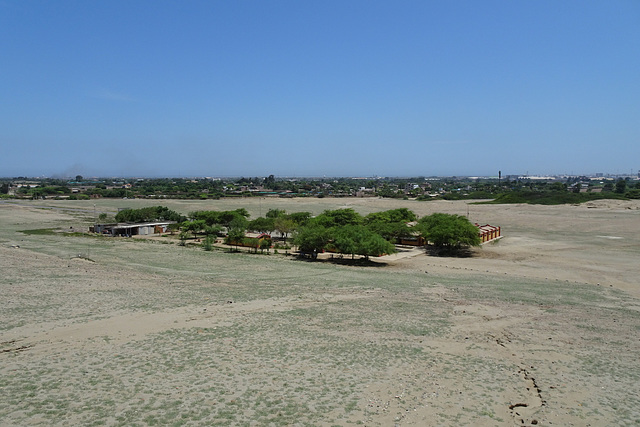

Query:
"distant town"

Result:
[[1, 172, 639, 202]]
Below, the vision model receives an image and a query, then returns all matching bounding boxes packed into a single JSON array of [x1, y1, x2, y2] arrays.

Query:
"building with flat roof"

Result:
[[91, 222, 175, 237]]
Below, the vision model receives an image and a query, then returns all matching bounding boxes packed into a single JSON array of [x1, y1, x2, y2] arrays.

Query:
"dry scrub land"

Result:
[[1, 198, 639, 426]]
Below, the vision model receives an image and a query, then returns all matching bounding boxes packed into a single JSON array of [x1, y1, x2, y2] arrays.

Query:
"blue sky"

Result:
[[1, 0, 639, 178]]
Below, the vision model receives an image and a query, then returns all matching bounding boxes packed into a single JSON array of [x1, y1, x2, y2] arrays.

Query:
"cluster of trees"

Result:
[[472, 178, 640, 205], [293, 208, 481, 259], [19, 185, 71, 198], [106, 205, 484, 258], [5, 175, 640, 202], [247, 209, 310, 243], [611, 178, 640, 198], [114, 206, 186, 223], [174, 208, 308, 252], [291, 209, 390, 259], [179, 209, 250, 243], [131, 178, 225, 198]]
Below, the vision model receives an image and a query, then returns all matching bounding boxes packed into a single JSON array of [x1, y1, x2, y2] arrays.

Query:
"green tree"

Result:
[[615, 178, 627, 194], [332, 225, 360, 259], [314, 208, 363, 228], [364, 208, 416, 242], [333, 225, 396, 260], [167, 223, 181, 235], [365, 208, 417, 224], [625, 188, 640, 199], [219, 209, 250, 227], [182, 220, 206, 239], [259, 237, 271, 254], [178, 231, 189, 246], [190, 210, 221, 225], [248, 217, 275, 233], [115, 206, 185, 223], [366, 221, 412, 242], [266, 208, 286, 218], [190, 208, 249, 227], [263, 174, 276, 189], [550, 182, 567, 192], [293, 224, 331, 256], [417, 213, 480, 254], [225, 216, 248, 251], [359, 231, 396, 260], [274, 217, 296, 243], [287, 211, 311, 226], [202, 235, 214, 251], [203, 224, 222, 237]]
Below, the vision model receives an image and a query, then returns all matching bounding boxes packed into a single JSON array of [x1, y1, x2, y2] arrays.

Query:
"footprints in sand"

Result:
[[488, 331, 513, 348], [445, 303, 550, 425], [487, 330, 546, 426], [486, 334, 545, 425], [455, 305, 547, 426], [507, 367, 545, 425], [0, 339, 33, 354]]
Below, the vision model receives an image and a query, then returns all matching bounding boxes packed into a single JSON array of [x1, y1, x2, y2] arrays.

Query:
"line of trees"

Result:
[[293, 208, 412, 259], [114, 206, 186, 223], [112, 206, 482, 258], [292, 208, 480, 259], [6, 175, 640, 202]]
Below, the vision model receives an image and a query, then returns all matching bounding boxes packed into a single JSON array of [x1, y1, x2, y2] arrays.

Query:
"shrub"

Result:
[[178, 231, 189, 246], [417, 213, 480, 254]]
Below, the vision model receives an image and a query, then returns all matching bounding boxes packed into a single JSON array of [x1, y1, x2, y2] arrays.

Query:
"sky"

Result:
[[1, 0, 639, 178]]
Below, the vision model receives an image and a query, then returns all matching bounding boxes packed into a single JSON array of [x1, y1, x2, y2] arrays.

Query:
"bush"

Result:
[[202, 235, 214, 251], [626, 189, 640, 199], [178, 231, 189, 246], [417, 213, 480, 254]]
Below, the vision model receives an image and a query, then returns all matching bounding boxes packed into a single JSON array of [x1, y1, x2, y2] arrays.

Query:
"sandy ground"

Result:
[[1, 198, 639, 426]]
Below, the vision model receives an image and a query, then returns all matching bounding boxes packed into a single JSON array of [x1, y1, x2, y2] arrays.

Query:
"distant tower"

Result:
[[498, 170, 502, 186]]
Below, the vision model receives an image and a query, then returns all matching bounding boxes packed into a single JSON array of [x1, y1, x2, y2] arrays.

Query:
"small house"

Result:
[[91, 222, 175, 237]]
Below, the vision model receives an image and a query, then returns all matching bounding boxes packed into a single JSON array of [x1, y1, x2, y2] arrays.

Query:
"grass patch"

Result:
[[476, 190, 628, 205], [18, 228, 57, 235]]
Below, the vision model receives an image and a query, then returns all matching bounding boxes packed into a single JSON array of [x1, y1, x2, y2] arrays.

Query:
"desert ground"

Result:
[[1, 197, 639, 426]]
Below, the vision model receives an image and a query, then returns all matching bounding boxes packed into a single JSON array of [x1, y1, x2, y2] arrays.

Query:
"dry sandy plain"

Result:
[[1, 197, 639, 426]]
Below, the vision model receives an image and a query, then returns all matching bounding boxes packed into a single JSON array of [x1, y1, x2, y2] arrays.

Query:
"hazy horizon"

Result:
[[3, 171, 636, 181]]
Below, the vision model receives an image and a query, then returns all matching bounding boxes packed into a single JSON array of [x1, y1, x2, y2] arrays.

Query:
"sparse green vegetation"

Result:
[[3, 175, 639, 204], [480, 190, 628, 205], [18, 228, 57, 235], [1, 198, 639, 426]]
